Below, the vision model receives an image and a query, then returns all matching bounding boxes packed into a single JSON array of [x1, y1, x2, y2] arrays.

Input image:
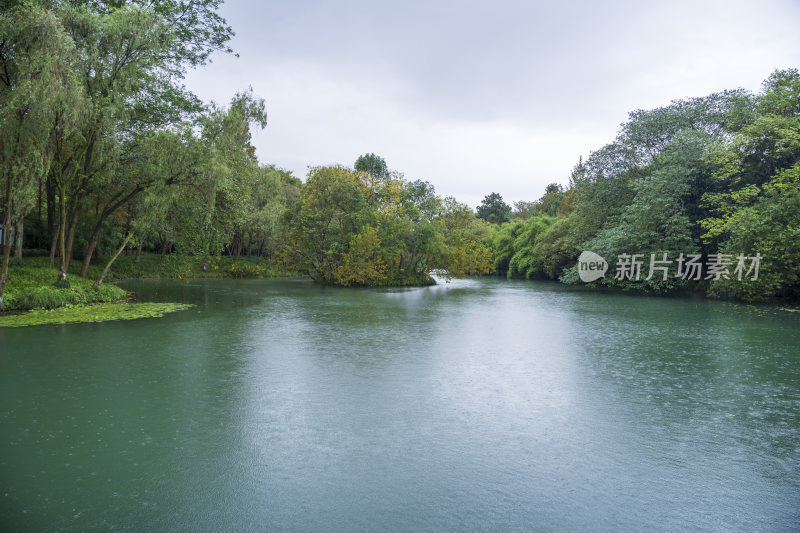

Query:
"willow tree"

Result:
[[43, 0, 235, 279], [0, 3, 83, 307], [127, 92, 268, 271]]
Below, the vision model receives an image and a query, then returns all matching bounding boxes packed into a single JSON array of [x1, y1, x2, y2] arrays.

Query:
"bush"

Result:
[[7, 286, 84, 310], [228, 262, 267, 278], [710, 189, 800, 301], [84, 284, 127, 303]]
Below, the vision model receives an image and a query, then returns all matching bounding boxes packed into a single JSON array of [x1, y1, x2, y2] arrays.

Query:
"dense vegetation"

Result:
[[1, 1, 797, 308], [0, 0, 494, 311], [489, 69, 800, 302], [281, 164, 493, 286]]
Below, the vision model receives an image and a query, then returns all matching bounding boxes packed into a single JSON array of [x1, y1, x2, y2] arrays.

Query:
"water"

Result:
[[1, 278, 798, 531]]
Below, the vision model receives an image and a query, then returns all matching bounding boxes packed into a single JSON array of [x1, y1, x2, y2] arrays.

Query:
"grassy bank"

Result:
[[1, 264, 128, 311], [0, 253, 296, 325]]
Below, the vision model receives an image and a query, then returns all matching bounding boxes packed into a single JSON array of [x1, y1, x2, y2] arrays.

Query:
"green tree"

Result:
[[581, 133, 705, 292], [709, 189, 800, 301], [507, 214, 555, 279], [354, 153, 390, 181], [476, 192, 511, 224], [141, 92, 268, 269], [44, 0, 235, 279], [534, 183, 564, 217], [282, 166, 374, 283], [0, 3, 83, 307]]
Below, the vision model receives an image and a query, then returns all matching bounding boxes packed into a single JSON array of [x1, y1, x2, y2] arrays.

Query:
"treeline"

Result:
[[282, 162, 493, 286], [0, 0, 494, 305], [485, 68, 800, 301], [2, 2, 797, 302]]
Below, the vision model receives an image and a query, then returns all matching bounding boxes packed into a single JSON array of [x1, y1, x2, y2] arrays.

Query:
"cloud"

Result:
[[184, 0, 800, 207]]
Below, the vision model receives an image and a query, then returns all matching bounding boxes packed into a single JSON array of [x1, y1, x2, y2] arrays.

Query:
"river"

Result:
[[1, 278, 798, 531]]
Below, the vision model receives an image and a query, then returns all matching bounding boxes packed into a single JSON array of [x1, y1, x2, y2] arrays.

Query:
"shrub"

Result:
[[228, 262, 267, 278], [7, 286, 84, 310], [84, 284, 127, 303]]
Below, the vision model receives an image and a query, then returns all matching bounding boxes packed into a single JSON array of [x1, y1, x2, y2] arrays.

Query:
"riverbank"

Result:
[[0, 253, 296, 327]]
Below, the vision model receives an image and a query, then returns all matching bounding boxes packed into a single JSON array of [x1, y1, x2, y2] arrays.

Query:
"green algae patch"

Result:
[[0, 302, 195, 328]]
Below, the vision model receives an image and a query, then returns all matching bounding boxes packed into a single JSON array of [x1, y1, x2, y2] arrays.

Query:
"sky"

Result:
[[183, 0, 800, 208]]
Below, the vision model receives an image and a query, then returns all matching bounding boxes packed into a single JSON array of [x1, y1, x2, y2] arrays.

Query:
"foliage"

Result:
[[476, 192, 512, 224], [228, 262, 268, 278], [0, 1, 84, 304], [487, 69, 799, 301], [333, 226, 386, 286], [2, 279, 127, 310], [282, 166, 493, 286], [354, 153, 390, 181], [709, 189, 800, 301], [507, 215, 555, 279]]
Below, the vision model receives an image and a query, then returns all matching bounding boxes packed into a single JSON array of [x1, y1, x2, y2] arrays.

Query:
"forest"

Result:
[[1, 0, 798, 305]]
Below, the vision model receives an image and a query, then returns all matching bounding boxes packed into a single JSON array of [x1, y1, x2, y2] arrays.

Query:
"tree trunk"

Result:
[[135, 243, 142, 262], [64, 210, 80, 272], [0, 177, 13, 308], [93, 232, 132, 289], [80, 186, 144, 277], [79, 218, 103, 277], [49, 230, 58, 268], [57, 182, 68, 279], [47, 176, 57, 268], [234, 235, 242, 262], [13, 219, 23, 260]]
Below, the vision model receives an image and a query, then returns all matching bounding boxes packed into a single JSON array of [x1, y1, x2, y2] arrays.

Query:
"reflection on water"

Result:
[[1, 278, 798, 531]]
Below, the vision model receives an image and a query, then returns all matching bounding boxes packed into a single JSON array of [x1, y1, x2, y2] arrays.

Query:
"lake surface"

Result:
[[1, 277, 799, 531]]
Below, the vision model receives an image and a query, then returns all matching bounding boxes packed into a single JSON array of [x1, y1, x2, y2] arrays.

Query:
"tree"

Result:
[[40, 0, 235, 280], [436, 197, 495, 278], [709, 189, 800, 301], [282, 166, 493, 286], [282, 166, 374, 283], [476, 192, 511, 224], [492, 219, 524, 274], [534, 183, 564, 217], [698, 69, 800, 299], [581, 132, 705, 292], [511, 201, 536, 220], [507, 214, 555, 279], [354, 153, 390, 181], [229, 165, 300, 261], [133, 92, 268, 269], [0, 3, 83, 307]]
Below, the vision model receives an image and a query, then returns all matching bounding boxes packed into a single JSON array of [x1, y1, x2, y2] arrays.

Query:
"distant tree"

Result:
[[512, 201, 537, 220], [354, 153, 390, 181], [535, 183, 565, 217], [476, 192, 512, 224]]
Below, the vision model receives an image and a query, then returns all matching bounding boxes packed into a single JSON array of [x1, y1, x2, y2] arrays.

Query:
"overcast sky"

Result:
[[183, 0, 800, 208]]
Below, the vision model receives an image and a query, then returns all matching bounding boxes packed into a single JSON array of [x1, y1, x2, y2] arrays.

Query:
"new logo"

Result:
[[577, 251, 607, 282]]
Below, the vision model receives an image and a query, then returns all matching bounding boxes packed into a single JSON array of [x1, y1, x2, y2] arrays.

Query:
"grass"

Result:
[[2, 263, 128, 311], [59, 252, 296, 282], [1, 251, 297, 323], [0, 302, 194, 327]]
